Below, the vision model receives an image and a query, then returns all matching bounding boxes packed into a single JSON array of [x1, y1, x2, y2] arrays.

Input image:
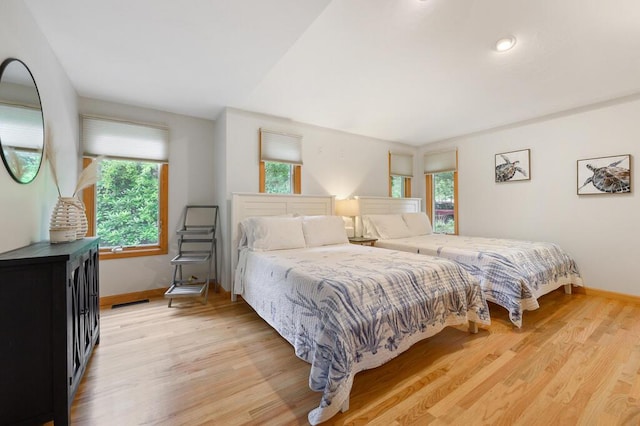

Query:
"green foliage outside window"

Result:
[[433, 217, 454, 234], [6, 149, 40, 182], [96, 159, 160, 247], [265, 161, 292, 194], [434, 171, 454, 201], [433, 171, 455, 234], [391, 175, 405, 198]]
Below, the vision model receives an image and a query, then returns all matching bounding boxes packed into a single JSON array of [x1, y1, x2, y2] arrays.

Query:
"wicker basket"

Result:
[[49, 197, 88, 242]]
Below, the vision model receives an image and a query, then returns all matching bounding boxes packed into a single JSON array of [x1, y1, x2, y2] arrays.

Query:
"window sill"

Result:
[[99, 246, 167, 260]]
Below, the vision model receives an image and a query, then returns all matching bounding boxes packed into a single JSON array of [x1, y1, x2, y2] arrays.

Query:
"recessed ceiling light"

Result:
[[495, 36, 516, 52]]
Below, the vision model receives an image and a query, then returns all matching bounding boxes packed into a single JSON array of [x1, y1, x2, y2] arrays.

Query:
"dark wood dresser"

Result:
[[0, 237, 100, 425]]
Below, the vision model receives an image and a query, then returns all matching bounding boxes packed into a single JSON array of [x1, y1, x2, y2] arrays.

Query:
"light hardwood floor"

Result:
[[70, 289, 640, 425]]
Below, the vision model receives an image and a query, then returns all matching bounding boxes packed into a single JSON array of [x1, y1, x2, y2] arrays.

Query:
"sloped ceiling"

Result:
[[24, 0, 640, 145]]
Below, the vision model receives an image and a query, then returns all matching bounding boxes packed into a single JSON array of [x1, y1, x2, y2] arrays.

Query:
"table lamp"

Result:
[[336, 198, 360, 238]]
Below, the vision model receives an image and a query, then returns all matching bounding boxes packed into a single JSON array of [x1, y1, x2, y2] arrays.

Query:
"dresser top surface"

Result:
[[0, 237, 99, 263]]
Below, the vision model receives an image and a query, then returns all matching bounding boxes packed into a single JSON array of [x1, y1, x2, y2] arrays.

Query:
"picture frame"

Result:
[[577, 154, 631, 195], [495, 149, 530, 182]]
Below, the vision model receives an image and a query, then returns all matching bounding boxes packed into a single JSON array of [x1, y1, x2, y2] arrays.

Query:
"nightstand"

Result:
[[348, 237, 377, 247]]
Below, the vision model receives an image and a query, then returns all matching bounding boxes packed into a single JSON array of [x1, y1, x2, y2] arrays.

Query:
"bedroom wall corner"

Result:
[[212, 108, 229, 291], [420, 97, 640, 297], [220, 108, 420, 291], [78, 98, 217, 297], [0, 0, 79, 253]]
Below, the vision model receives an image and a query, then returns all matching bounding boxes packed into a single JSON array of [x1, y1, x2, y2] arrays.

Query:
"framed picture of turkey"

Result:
[[495, 149, 530, 182], [577, 154, 631, 195]]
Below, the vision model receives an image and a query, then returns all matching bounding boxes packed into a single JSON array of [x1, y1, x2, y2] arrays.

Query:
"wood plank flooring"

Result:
[[70, 289, 640, 425]]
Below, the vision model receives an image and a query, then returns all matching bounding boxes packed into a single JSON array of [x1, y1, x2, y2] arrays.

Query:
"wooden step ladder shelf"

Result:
[[164, 205, 218, 307]]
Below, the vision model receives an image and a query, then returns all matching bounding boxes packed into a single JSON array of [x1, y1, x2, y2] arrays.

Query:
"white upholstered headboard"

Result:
[[230, 193, 335, 299]]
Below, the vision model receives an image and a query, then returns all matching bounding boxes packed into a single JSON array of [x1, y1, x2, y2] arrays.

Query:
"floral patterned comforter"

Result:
[[375, 234, 583, 327], [234, 243, 490, 425]]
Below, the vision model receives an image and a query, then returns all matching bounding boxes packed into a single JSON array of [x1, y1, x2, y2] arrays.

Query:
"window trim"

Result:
[[259, 161, 301, 194], [82, 157, 168, 260]]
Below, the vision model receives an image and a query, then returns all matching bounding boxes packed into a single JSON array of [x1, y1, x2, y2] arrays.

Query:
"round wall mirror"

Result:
[[0, 58, 44, 184]]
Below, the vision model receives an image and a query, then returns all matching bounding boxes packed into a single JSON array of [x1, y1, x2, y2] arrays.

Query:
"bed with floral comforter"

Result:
[[234, 243, 490, 425], [375, 234, 582, 327]]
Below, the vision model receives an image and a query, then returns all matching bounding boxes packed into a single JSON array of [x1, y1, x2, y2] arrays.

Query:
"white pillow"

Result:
[[361, 215, 380, 239], [241, 216, 306, 251], [238, 214, 295, 249], [366, 214, 412, 239], [402, 212, 432, 236], [301, 215, 349, 247], [238, 221, 250, 248]]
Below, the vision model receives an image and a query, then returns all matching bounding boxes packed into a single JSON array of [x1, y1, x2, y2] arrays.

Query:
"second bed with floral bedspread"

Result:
[[374, 233, 582, 327]]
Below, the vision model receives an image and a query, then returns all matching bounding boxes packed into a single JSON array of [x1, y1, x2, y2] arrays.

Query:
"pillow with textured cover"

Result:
[[301, 215, 349, 247], [364, 214, 413, 239], [240, 216, 306, 251], [402, 212, 433, 236], [361, 215, 380, 239]]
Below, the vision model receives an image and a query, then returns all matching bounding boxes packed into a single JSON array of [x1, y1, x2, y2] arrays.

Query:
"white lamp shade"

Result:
[[335, 199, 359, 217]]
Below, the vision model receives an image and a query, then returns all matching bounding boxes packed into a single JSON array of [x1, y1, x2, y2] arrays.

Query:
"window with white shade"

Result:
[[82, 116, 169, 161], [0, 103, 43, 182], [424, 150, 458, 234], [259, 128, 302, 194], [81, 115, 169, 259], [389, 152, 413, 198]]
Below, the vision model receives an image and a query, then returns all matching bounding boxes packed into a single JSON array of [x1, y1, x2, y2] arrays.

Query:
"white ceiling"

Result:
[[24, 0, 640, 146]]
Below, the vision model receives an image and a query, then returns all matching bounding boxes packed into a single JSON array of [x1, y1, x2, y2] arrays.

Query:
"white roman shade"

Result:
[[424, 150, 457, 174], [82, 116, 169, 162], [0, 104, 43, 150], [260, 128, 302, 165], [390, 153, 413, 177]]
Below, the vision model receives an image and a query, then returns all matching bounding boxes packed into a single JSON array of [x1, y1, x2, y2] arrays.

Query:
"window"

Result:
[[81, 116, 168, 259], [0, 103, 43, 183], [390, 175, 412, 198], [262, 161, 300, 194], [259, 129, 302, 194], [424, 150, 458, 235], [431, 171, 456, 233], [389, 152, 413, 198]]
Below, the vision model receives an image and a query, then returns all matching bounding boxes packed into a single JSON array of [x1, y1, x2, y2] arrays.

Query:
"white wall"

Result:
[[218, 108, 416, 289], [0, 0, 79, 253], [15, 0, 631, 299], [79, 98, 216, 296], [420, 96, 640, 296]]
